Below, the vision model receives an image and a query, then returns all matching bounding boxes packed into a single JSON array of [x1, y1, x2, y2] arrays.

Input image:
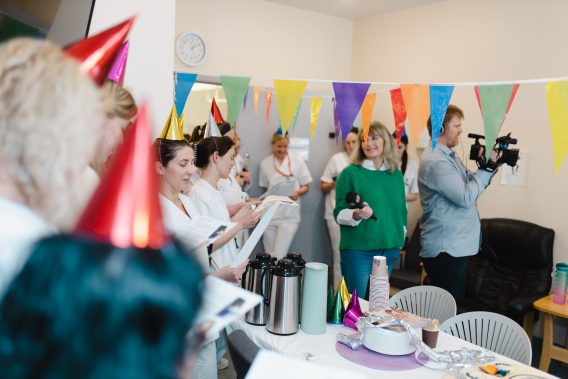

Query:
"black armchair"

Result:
[[461, 218, 554, 338]]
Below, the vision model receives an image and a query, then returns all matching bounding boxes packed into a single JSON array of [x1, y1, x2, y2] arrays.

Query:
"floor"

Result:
[[218, 338, 568, 379]]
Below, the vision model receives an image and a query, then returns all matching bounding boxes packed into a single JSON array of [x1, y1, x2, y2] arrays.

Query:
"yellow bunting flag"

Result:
[[265, 91, 272, 123], [310, 97, 323, 139], [401, 84, 430, 146], [273, 80, 308, 134], [546, 81, 568, 174], [253, 87, 260, 116], [360, 93, 377, 143]]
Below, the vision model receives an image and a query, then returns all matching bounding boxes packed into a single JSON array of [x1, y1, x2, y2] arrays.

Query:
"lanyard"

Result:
[[273, 155, 293, 177]]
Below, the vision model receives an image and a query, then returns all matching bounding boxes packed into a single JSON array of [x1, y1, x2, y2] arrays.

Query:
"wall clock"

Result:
[[176, 32, 206, 66]]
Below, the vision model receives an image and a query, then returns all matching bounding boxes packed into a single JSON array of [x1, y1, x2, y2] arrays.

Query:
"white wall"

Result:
[[175, 0, 353, 265], [90, 0, 175, 135], [352, 0, 568, 265]]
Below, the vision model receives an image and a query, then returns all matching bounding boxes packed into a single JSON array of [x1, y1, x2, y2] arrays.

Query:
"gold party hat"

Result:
[[160, 105, 184, 140], [338, 276, 351, 310]]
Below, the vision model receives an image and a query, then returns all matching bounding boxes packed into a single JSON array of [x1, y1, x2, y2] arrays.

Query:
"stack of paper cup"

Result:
[[369, 256, 389, 312]]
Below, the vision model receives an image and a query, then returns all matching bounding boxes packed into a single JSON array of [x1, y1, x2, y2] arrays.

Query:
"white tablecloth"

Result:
[[227, 320, 558, 379]]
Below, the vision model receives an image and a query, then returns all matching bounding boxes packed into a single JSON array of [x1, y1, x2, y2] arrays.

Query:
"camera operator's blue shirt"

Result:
[[418, 144, 494, 258]]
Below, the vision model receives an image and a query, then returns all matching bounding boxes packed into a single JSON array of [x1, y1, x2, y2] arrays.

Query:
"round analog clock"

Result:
[[176, 32, 207, 66]]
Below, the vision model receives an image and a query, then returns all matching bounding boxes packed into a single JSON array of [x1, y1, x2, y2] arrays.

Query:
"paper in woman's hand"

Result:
[[184, 215, 236, 249], [259, 179, 297, 199]]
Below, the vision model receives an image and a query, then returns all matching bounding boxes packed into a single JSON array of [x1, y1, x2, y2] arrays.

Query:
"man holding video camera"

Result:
[[418, 104, 502, 305]]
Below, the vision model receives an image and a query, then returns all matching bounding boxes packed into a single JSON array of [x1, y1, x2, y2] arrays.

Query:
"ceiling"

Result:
[[262, 0, 448, 20]]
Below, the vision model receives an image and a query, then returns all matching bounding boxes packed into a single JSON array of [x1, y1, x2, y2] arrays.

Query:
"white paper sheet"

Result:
[[259, 179, 297, 199], [246, 351, 367, 379], [191, 276, 262, 346], [231, 203, 279, 267], [183, 215, 236, 250]]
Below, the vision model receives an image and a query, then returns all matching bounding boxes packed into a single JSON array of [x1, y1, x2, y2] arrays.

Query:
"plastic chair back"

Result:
[[389, 285, 457, 323]]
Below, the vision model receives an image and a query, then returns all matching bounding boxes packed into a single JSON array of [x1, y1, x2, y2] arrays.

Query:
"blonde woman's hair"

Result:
[[0, 38, 103, 229], [270, 132, 289, 145], [101, 79, 137, 119], [352, 121, 399, 173]]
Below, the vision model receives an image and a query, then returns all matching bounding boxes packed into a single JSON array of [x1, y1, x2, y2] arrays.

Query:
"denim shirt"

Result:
[[418, 144, 494, 258]]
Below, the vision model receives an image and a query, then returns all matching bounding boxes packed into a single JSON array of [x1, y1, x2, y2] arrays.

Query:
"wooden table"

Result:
[[534, 295, 568, 371]]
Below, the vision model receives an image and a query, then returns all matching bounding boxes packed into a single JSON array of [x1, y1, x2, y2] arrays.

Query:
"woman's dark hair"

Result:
[[194, 136, 235, 169], [217, 121, 231, 136], [395, 134, 409, 174], [0, 235, 204, 379], [191, 123, 205, 142], [153, 138, 191, 167]]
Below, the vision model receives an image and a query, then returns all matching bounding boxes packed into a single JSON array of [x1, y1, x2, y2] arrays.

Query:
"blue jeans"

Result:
[[340, 248, 400, 300]]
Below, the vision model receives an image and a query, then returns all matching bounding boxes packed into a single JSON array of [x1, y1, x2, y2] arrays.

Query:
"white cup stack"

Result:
[[369, 256, 389, 312]]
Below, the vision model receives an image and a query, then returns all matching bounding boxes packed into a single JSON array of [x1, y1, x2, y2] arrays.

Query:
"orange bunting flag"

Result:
[[310, 97, 323, 139], [273, 80, 308, 134], [546, 81, 568, 174], [400, 84, 430, 146], [360, 93, 377, 143], [254, 87, 261, 116], [265, 91, 272, 123]]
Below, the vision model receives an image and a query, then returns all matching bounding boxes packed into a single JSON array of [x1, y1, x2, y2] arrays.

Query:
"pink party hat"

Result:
[[107, 40, 129, 85], [343, 288, 364, 330]]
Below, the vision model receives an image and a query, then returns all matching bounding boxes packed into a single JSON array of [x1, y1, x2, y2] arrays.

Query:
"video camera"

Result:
[[468, 133, 519, 172]]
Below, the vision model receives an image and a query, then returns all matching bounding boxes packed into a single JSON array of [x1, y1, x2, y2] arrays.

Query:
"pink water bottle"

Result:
[[552, 265, 568, 304]]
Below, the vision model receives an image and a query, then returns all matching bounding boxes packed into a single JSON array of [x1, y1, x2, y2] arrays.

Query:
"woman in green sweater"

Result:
[[334, 121, 407, 298]]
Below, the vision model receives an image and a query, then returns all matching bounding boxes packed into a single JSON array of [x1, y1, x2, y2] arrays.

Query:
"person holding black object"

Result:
[[418, 104, 501, 305], [334, 122, 407, 299]]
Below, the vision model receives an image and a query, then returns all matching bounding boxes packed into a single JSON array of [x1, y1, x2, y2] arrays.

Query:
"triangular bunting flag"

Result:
[[390, 88, 407, 142], [220, 75, 251, 125], [174, 72, 197, 116], [429, 85, 455, 149], [273, 80, 308, 134], [332, 82, 371, 142], [204, 113, 222, 137], [475, 84, 519, 160], [332, 98, 340, 144], [265, 91, 272, 123], [310, 97, 323, 139], [400, 84, 430, 146], [360, 93, 377, 143], [211, 98, 225, 124], [253, 87, 261, 116], [545, 81, 568, 174]]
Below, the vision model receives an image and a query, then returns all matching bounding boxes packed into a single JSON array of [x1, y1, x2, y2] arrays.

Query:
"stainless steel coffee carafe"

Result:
[[263, 258, 300, 335], [242, 253, 273, 325]]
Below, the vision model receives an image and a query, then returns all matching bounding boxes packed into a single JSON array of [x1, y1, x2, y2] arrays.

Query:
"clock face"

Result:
[[176, 32, 206, 66]]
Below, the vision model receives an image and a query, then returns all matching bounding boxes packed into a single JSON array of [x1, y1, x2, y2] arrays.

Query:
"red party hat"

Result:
[[65, 17, 135, 85], [75, 103, 168, 249], [211, 97, 225, 124]]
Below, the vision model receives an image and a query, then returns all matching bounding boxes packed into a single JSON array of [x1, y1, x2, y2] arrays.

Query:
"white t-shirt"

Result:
[[258, 153, 313, 222], [159, 193, 210, 272], [320, 151, 350, 221], [403, 159, 419, 208], [189, 178, 237, 270], [0, 197, 55, 294]]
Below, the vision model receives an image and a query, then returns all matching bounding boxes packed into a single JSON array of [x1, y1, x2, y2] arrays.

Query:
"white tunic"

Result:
[[189, 178, 237, 270], [403, 159, 419, 208], [159, 193, 210, 272], [320, 151, 350, 221], [258, 153, 313, 222], [0, 197, 55, 294]]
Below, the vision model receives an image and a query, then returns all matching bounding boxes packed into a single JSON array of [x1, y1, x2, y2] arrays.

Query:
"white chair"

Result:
[[389, 285, 457, 323], [440, 311, 532, 365]]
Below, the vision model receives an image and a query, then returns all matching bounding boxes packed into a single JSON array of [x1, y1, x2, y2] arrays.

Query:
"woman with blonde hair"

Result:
[[0, 38, 103, 292], [333, 122, 407, 298], [258, 131, 312, 259]]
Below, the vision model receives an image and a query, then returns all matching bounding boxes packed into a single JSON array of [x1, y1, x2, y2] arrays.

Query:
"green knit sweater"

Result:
[[333, 164, 407, 250]]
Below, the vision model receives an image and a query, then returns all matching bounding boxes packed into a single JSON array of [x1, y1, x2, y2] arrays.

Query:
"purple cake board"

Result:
[[336, 342, 422, 371]]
